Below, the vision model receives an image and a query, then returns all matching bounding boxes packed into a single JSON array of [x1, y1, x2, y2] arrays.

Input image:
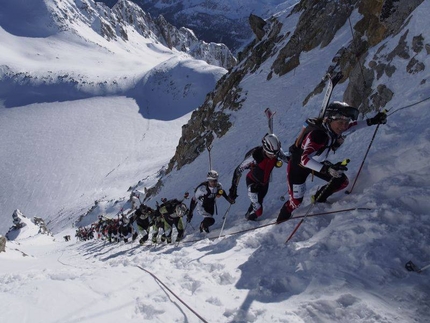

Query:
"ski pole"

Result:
[[346, 110, 386, 194], [345, 124, 379, 194], [405, 260, 430, 273], [184, 212, 195, 232], [420, 264, 430, 273], [286, 159, 349, 243], [218, 204, 232, 239]]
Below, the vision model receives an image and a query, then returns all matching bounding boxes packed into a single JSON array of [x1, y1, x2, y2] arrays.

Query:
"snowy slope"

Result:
[[0, 0, 226, 233], [0, 1, 429, 323]]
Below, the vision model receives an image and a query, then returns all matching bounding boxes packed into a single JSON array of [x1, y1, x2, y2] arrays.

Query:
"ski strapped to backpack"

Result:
[[318, 71, 343, 119], [292, 72, 343, 151], [206, 142, 213, 171], [264, 108, 275, 134]]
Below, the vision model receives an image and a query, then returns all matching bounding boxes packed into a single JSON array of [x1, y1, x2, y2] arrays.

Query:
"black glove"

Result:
[[367, 112, 387, 125], [227, 197, 235, 204], [186, 212, 193, 223], [321, 161, 348, 178], [228, 186, 238, 200]]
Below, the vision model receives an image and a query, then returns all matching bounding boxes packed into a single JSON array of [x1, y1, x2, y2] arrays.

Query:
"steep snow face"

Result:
[[0, 0, 59, 37]]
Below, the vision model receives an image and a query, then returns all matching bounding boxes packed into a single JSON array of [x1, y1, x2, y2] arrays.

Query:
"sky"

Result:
[[1, 1, 430, 323]]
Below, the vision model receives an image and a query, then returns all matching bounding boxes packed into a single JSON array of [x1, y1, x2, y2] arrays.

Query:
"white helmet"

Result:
[[207, 170, 219, 181], [175, 203, 188, 217], [262, 133, 281, 155]]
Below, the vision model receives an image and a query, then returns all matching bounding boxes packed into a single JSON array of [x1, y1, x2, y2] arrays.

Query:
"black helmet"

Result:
[[325, 101, 359, 121], [262, 133, 281, 155]]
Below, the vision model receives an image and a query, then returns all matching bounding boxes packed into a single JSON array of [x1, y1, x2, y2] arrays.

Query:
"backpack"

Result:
[[158, 198, 181, 216], [289, 118, 336, 163], [195, 181, 223, 197]]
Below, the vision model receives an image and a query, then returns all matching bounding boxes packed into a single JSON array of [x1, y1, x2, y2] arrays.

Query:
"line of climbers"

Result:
[[189, 101, 386, 228], [75, 101, 387, 245], [75, 196, 189, 244]]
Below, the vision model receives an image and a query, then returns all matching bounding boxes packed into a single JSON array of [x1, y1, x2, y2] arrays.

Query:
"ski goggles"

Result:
[[330, 114, 353, 122], [331, 106, 359, 121]]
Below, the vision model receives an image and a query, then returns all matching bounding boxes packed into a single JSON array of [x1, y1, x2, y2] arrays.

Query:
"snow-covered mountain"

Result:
[[0, 0, 230, 233], [1, 0, 429, 322], [5, 209, 52, 241], [102, 0, 298, 53]]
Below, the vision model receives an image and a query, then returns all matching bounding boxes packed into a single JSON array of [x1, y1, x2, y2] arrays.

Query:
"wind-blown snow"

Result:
[[1, 1, 429, 323]]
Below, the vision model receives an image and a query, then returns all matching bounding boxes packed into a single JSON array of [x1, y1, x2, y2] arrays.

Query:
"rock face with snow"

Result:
[[153, 0, 426, 185], [33, 217, 50, 235], [11, 209, 27, 230], [154, 15, 236, 69], [6, 209, 28, 240], [0, 235, 6, 252], [101, 0, 292, 53], [6, 209, 51, 240]]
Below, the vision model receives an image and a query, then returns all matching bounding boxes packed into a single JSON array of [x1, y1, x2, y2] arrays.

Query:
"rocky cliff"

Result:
[[147, 0, 426, 197]]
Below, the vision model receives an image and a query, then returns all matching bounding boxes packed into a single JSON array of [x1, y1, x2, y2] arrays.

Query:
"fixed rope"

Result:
[[180, 207, 371, 244], [135, 265, 209, 323], [387, 95, 430, 116]]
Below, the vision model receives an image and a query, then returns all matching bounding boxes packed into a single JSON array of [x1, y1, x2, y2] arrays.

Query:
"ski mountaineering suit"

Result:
[[132, 204, 155, 244], [230, 146, 282, 218], [189, 181, 230, 232], [282, 118, 368, 217], [157, 198, 187, 243]]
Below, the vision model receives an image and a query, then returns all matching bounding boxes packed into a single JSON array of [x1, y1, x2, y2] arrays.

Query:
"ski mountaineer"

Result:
[[157, 198, 188, 243], [228, 133, 290, 221], [276, 101, 387, 223], [131, 204, 156, 245], [188, 170, 235, 233], [118, 213, 134, 243]]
